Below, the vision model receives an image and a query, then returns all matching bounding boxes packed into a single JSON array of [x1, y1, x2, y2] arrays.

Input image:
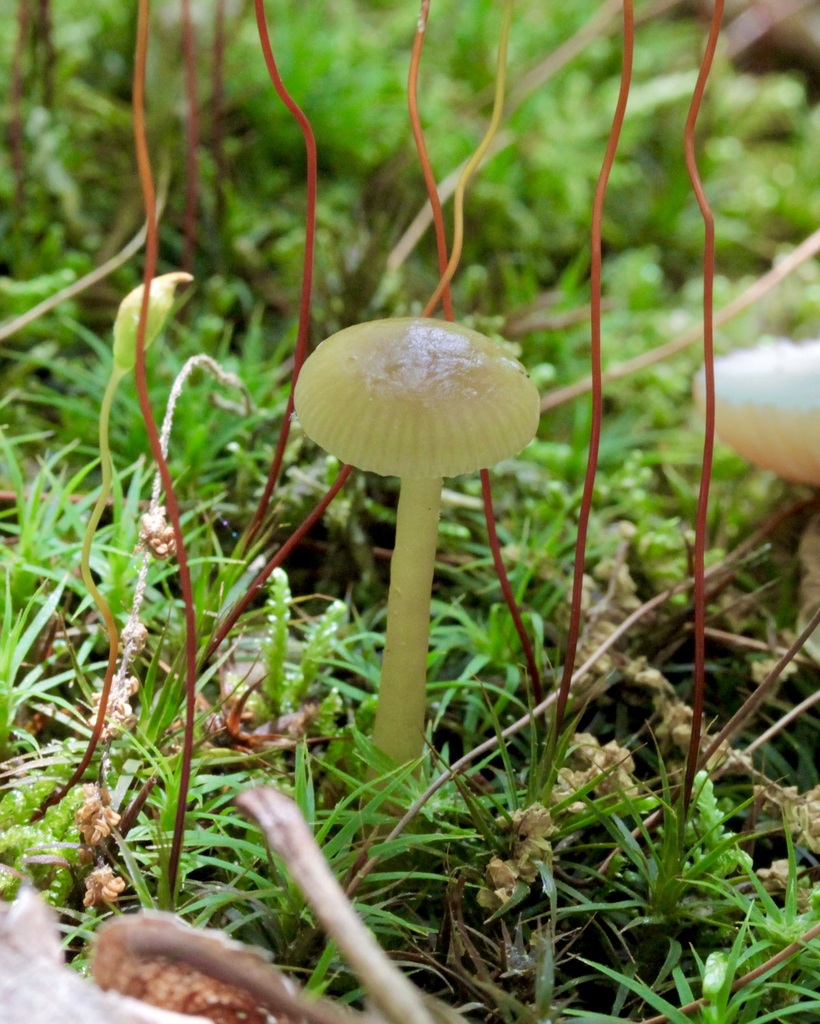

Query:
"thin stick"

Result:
[[554, 0, 634, 735], [723, 0, 816, 61], [539, 225, 820, 413], [0, 214, 160, 343], [742, 683, 820, 758], [96, 913, 383, 1024], [702, 599, 820, 764], [237, 787, 436, 1024], [683, 0, 724, 814], [347, 576, 700, 899], [595, 515, 819, 864], [640, 919, 820, 1024], [702, 625, 815, 664], [345, 507, 791, 898]]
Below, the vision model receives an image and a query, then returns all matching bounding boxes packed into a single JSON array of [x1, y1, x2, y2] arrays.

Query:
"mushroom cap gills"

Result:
[[294, 317, 541, 478]]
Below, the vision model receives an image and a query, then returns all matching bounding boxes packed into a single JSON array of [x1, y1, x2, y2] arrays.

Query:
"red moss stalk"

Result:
[[244, 0, 318, 545], [682, 0, 725, 813], [133, 0, 200, 900], [553, 0, 634, 735]]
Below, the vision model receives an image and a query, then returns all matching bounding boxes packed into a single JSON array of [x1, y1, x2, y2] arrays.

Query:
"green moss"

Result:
[[0, 782, 83, 905]]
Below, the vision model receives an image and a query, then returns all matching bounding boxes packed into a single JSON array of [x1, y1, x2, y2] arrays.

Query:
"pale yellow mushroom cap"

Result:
[[693, 339, 820, 485], [294, 317, 540, 478]]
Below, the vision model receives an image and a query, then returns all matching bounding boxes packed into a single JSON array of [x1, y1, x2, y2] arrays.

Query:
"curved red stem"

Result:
[[133, 0, 199, 901], [683, 0, 724, 814], [245, 0, 318, 545], [481, 471, 542, 703], [408, 1, 454, 322], [205, 465, 353, 661], [32, 613, 120, 823], [554, 0, 634, 736]]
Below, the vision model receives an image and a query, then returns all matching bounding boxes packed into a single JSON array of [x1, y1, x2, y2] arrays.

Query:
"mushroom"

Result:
[[693, 337, 820, 659], [692, 338, 820, 486], [294, 317, 540, 763]]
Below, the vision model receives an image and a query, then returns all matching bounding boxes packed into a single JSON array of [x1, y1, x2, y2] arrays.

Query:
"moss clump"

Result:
[[0, 781, 83, 905]]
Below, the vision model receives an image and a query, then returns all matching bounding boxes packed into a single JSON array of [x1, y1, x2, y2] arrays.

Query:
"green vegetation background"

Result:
[[2, 1, 820, 1020]]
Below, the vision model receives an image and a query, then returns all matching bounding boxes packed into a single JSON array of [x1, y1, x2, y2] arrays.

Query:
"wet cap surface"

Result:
[[294, 317, 541, 478]]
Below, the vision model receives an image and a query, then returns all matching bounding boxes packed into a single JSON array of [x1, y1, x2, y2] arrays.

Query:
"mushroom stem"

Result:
[[372, 475, 442, 763]]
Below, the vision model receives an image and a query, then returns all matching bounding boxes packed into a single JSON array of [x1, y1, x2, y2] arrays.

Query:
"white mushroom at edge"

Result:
[[693, 337, 820, 659]]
